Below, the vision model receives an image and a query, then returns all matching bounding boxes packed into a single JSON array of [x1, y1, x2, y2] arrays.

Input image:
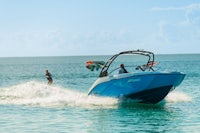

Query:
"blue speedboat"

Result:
[[87, 50, 185, 104]]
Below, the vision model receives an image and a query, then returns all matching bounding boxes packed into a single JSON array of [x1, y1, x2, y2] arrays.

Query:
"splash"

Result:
[[165, 91, 192, 103], [0, 81, 191, 107], [0, 81, 118, 108]]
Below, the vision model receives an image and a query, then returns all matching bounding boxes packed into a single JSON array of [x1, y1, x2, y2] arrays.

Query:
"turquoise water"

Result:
[[0, 54, 199, 132]]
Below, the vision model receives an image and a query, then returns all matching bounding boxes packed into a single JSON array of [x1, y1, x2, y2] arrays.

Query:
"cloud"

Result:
[[1, 3, 200, 56], [185, 4, 200, 25], [61, 30, 138, 55], [151, 7, 185, 11], [149, 3, 200, 53], [152, 3, 200, 26], [0, 29, 141, 56], [151, 3, 200, 12], [0, 30, 64, 56]]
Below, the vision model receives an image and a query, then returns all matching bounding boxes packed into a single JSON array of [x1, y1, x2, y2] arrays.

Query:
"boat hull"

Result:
[[125, 85, 173, 104], [88, 72, 185, 104]]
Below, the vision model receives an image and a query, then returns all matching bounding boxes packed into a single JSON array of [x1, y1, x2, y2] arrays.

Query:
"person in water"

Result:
[[119, 64, 128, 74], [45, 70, 53, 85]]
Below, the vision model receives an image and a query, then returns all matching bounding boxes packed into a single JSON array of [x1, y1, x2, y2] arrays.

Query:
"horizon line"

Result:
[[0, 52, 199, 58]]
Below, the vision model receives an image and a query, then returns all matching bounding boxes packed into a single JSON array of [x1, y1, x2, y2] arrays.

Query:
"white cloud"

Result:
[[1, 3, 200, 56], [185, 4, 200, 26], [150, 3, 200, 54], [151, 7, 185, 11], [0, 30, 64, 56], [152, 3, 200, 26], [0, 29, 142, 56]]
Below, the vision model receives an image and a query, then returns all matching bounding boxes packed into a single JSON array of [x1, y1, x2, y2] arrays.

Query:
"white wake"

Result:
[[165, 91, 192, 103], [0, 81, 192, 107], [0, 81, 118, 108]]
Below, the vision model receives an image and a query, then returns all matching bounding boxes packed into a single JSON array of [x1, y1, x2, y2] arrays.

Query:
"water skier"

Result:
[[45, 70, 53, 85]]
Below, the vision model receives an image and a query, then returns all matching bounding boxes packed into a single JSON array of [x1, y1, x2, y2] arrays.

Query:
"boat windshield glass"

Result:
[[107, 54, 149, 75]]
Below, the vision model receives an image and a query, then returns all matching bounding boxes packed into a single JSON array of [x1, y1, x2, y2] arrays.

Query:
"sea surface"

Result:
[[0, 54, 199, 133]]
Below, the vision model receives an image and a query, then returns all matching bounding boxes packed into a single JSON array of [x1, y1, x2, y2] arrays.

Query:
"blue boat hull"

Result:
[[88, 72, 185, 104], [125, 85, 173, 104]]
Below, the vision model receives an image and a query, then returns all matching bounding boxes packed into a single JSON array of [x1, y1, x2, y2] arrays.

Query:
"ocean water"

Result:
[[0, 54, 199, 132]]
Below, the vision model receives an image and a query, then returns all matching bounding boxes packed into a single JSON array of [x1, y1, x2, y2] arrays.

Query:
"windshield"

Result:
[[107, 54, 149, 75]]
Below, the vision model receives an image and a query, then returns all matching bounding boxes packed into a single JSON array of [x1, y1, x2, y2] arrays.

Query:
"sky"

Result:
[[0, 0, 200, 57]]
